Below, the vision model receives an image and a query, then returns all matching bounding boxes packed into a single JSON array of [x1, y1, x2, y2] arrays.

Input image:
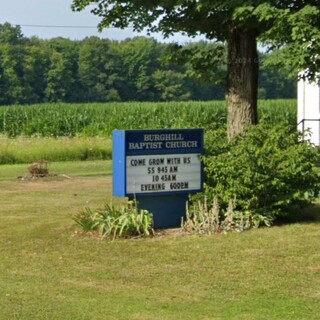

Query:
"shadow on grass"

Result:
[[276, 202, 320, 225]]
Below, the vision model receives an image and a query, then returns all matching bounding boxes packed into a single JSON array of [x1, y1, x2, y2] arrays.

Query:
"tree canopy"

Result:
[[72, 0, 320, 138], [72, 0, 319, 80]]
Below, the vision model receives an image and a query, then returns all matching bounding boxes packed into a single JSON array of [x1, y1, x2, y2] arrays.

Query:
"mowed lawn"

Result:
[[0, 161, 319, 320]]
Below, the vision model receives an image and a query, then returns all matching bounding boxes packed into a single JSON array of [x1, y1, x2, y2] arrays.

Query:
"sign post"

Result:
[[113, 129, 204, 228]]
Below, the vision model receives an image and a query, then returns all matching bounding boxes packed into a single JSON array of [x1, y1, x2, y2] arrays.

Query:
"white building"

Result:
[[297, 76, 320, 146]]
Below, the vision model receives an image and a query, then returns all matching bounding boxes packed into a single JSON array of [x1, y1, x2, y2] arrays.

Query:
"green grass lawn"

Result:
[[0, 161, 319, 319], [0, 160, 112, 181], [0, 135, 112, 164]]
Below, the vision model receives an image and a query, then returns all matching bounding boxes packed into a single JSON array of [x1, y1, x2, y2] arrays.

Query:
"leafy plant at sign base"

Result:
[[72, 207, 101, 232], [73, 200, 153, 240], [183, 196, 272, 235], [182, 196, 220, 235], [194, 123, 320, 229]]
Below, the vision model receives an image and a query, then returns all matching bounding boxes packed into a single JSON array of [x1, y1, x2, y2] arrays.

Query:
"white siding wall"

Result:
[[297, 78, 320, 145]]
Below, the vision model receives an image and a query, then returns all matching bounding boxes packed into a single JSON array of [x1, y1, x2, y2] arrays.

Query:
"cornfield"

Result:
[[0, 100, 296, 137]]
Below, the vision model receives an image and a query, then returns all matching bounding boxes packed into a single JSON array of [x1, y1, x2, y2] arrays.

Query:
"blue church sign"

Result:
[[113, 128, 204, 228]]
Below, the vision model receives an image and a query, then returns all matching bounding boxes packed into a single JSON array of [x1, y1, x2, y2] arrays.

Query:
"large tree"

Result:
[[72, 0, 320, 139]]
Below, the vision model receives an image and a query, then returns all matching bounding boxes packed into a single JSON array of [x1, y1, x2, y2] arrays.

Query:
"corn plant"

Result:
[[0, 100, 296, 137]]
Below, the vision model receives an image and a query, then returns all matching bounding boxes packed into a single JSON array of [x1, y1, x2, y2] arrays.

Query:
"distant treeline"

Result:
[[0, 23, 296, 105]]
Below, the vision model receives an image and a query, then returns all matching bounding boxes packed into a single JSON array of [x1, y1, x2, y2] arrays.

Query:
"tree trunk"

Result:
[[226, 27, 259, 140]]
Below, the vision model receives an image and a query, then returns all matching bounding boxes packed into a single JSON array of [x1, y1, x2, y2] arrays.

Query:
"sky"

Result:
[[0, 0, 204, 43]]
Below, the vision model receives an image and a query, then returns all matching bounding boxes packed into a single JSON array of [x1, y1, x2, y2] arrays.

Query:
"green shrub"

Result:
[[200, 123, 320, 227], [73, 200, 153, 240]]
